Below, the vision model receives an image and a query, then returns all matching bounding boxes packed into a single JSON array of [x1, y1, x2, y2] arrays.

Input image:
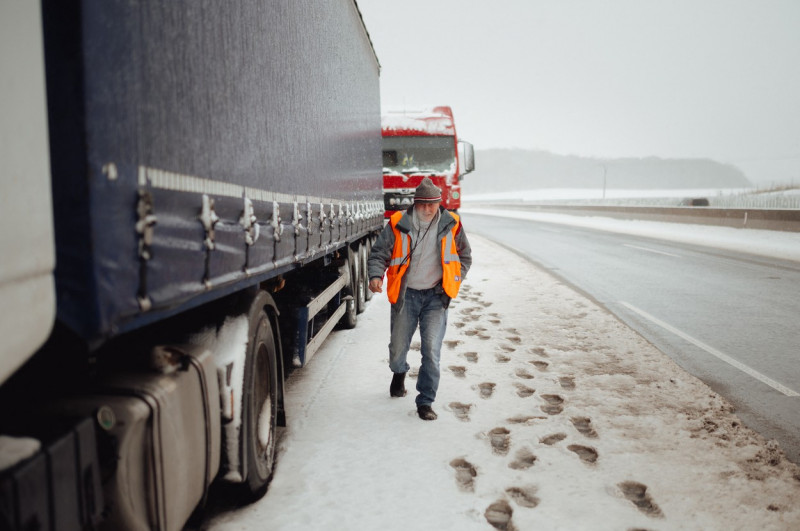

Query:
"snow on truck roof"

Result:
[[382, 106, 456, 136]]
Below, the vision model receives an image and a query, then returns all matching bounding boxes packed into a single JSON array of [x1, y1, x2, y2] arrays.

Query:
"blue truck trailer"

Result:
[[0, 1, 382, 529]]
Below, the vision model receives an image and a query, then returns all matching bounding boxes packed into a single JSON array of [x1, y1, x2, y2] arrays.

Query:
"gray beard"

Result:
[[413, 209, 438, 231]]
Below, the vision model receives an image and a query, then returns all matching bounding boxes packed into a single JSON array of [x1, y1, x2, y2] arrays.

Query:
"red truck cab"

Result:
[[382, 106, 474, 218]]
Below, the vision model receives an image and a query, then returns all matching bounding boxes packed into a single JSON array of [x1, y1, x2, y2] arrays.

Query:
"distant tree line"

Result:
[[464, 149, 752, 192]]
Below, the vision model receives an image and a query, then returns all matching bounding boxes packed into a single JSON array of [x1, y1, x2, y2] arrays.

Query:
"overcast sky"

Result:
[[356, 0, 800, 185]]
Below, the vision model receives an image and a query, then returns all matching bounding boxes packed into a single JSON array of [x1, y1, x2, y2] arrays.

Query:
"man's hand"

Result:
[[369, 277, 383, 293]]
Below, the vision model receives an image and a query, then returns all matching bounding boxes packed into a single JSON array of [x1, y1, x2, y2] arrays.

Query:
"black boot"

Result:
[[417, 405, 437, 421], [390, 372, 407, 397]]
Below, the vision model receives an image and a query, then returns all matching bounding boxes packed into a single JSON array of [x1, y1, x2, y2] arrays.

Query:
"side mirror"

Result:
[[457, 141, 475, 180]]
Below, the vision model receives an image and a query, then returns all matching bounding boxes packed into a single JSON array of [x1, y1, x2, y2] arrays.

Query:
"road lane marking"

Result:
[[622, 244, 681, 257], [619, 301, 799, 397]]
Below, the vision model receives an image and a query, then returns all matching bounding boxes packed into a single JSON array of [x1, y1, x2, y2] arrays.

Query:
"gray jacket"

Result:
[[368, 207, 472, 305]]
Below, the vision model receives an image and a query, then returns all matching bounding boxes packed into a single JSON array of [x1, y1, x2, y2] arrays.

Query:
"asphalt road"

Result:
[[462, 211, 800, 463]]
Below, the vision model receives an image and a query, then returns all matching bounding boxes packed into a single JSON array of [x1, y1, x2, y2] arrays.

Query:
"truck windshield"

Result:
[[382, 136, 456, 174]]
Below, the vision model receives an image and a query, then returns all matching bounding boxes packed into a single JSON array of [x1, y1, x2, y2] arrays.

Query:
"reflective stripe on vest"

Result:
[[386, 211, 411, 303], [441, 212, 462, 299], [389, 230, 410, 267], [443, 228, 460, 264]]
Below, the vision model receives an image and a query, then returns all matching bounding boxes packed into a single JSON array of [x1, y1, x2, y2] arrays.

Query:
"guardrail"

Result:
[[711, 194, 800, 209], [464, 203, 800, 232]]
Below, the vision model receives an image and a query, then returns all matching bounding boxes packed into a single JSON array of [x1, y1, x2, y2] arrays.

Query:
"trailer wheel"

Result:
[[340, 248, 358, 329], [356, 243, 367, 314], [241, 299, 279, 499]]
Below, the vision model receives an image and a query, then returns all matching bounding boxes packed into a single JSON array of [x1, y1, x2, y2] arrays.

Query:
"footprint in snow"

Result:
[[540, 433, 567, 445], [506, 485, 540, 509], [484, 500, 515, 531], [571, 416, 598, 438], [514, 368, 534, 380], [478, 382, 496, 399], [540, 394, 564, 415], [449, 402, 472, 422], [462, 351, 479, 363], [514, 383, 535, 398], [449, 365, 467, 378], [449, 458, 477, 492], [568, 444, 598, 464], [488, 427, 511, 456], [618, 481, 664, 518], [506, 415, 545, 425], [508, 447, 537, 470], [559, 376, 576, 390], [529, 360, 549, 371]]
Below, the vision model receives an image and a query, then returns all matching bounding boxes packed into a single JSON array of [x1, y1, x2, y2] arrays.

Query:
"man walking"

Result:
[[368, 177, 472, 420]]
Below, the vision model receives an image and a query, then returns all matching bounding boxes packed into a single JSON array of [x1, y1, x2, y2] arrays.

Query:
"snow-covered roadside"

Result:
[[461, 207, 800, 263], [202, 235, 800, 531], [465, 188, 753, 203]]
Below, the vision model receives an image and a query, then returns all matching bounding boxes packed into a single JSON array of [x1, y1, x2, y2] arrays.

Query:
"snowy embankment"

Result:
[[465, 186, 800, 208], [461, 206, 800, 263], [203, 235, 800, 531], [466, 187, 751, 203]]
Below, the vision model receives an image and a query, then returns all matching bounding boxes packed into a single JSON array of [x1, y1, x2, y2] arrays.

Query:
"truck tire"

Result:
[[340, 248, 358, 329], [240, 294, 279, 499], [356, 242, 367, 314]]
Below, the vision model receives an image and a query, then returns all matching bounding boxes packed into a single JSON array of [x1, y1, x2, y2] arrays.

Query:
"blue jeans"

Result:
[[389, 287, 449, 407]]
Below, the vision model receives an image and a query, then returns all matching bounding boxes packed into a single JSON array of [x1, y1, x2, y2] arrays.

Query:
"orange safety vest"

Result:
[[385, 210, 463, 304]]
